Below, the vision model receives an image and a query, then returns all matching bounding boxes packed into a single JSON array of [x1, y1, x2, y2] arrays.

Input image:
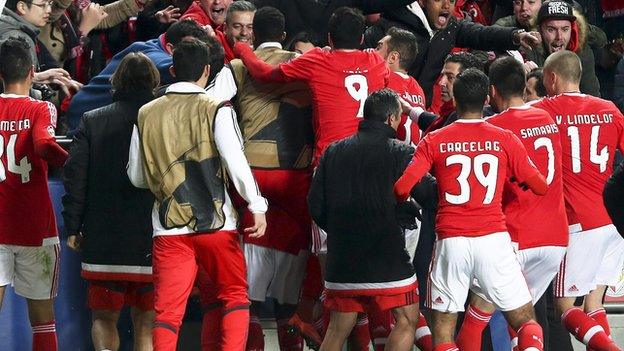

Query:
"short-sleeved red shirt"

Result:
[[487, 105, 568, 249], [0, 94, 59, 246], [386, 71, 426, 145], [400, 119, 541, 239]]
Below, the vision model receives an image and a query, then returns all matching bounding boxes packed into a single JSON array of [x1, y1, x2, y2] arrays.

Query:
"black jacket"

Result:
[[251, 0, 415, 45], [604, 162, 624, 237], [308, 120, 415, 286], [365, 15, 518, 106], [62, 90, 154, 279]]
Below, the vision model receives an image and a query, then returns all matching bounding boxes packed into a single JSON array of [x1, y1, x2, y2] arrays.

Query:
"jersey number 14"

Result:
[[0, 134, 32, 183]]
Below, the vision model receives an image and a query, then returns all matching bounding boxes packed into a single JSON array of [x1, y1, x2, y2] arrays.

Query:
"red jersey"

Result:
[[532, 93, 624, 232], [278, 47, 389, 165], [401, 119, 541, 239], [487, 105, 568, 249], [386, 71, 425, 145], [0, 95, 59, 246]]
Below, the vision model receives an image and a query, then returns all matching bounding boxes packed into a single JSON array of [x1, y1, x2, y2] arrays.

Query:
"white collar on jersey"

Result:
[[166, 82, 207, 94], [394, 71, 410, 79], [0, 93, 28, 98], [562, 92, 586, 97], [508, 104, 531, 110], [455, 119, 485, 123], [257, 42, 282, 50]]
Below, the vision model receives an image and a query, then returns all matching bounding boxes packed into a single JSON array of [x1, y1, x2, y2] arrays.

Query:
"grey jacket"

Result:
[[0, 8, 41, 68]]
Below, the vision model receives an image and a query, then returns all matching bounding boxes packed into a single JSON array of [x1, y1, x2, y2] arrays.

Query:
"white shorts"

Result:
[[427, 232, 532, 313], [0, 243, 61, 300], [244, 244, 309, 305], [405, 225, 420, 263], [555, 224, 624, 298], [517, 245, 566, 304]]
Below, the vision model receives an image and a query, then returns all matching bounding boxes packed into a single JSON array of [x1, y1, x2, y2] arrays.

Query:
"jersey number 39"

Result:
[[445, 154, 499, 205]]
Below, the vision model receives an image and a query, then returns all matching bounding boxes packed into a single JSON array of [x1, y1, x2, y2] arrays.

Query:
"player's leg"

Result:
[[414, 310, 433, 351], [152, 235, 199, 350], [456, 292, 494, 351], [430, 311, 458, 350], [14, 244, 60, 351], [128, 282, 155, 351], [87, 281, 126, 350], [368, 309, 393, 351], [554, 228, 620, 351], [91, 309, 121, 351], [196, 230, 250, 350], [131, 306, 155, 351], [197, 272, 222, 351], [244, 243, 274, 351], [585, 285, 611, 339], [320, 310, 358, 351], [387, 302, 419, 351], [0, 244, 14, 310]]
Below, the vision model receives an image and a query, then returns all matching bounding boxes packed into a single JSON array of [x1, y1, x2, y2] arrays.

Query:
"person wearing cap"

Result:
[[523, 0, 600, 96]]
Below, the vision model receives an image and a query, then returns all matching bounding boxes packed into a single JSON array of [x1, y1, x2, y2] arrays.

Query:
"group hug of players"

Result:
[[1, 3, 624, 351]]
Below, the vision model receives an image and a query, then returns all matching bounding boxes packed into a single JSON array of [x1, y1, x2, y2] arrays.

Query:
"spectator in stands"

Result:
[[221, 0, 255, 62], [495, 0, 541, 30], [127, 39, 267, 350], [62, 52, 157, 351], [523, 1, 601, 96], [525, 68, 546, 101], [66, 19, 208, 131], [181, 0, 231, 29], [364, 0, 541, 105], [136, 0, 192, 41], [0, 0, 82, 95]]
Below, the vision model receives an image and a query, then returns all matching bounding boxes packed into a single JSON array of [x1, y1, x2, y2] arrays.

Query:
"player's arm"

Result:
[[394, 137, 435, 202], [61, 117, 90, 249], [32, 103, 68, 168], [506, 132, 548, 195], [213, 105, 268, 238], [205, 65, 238, 100], [400, 97, 437, 131], [233, 42, 290, 82], [127, 125, 149, 189]]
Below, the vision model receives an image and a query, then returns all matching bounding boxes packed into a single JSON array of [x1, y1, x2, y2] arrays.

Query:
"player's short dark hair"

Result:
[[444, 52, 484, 73], [543, 50, 582, 84], [226, 0, 256, 23], [172, 39, 210, 82], [527, 68, 547, 98], [165, 20, 209, 46], [453, 68, 489, 114], [286, 31, 319, 51], [202, 35, 224, 83], [488, 56, 526, 99], [253, 6, 285, 45], [328, 7, 365, 50], [0, 37, 33, 85], [363, 89, 401, 123], [111, 52, 160, 95], [386, 27, 419, 71]]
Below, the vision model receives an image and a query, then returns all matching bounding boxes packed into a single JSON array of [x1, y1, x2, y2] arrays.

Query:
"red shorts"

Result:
[[87, 280, 154, 311], [324, 287, 418, 314]]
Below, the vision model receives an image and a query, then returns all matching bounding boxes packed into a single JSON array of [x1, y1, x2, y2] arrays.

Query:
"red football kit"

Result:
[[487, 105, 568, 249], [532, 93, 624, 232], [386, 71, 426, 145], [235, 44, 389, 165], [0, 94, 66, 246], [394, 119, 543, 239]]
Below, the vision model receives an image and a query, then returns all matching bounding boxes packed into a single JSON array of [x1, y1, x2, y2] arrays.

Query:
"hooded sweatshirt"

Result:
[[0, 8, 41, 68]]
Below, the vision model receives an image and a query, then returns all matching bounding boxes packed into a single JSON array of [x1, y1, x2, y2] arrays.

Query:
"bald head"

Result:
[[543, 50, 582, 84]]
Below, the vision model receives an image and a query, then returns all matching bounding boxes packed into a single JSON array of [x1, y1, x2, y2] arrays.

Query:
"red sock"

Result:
[[348, 314, 371, 351], [517, 321, 543, 351], [415, 312, 433, 351], [508, 325, 519, 351], [223, 308, 250, 351], [368, 310, 393, 351], [562, 308, 619, 351], [201, 308, 222, 351], [277, 318, 303, 350], [153, 321, 179, 351], [433, 342, 459, 351], [588, 309, 611, 337], [246, 314, 264, 351], [456, 305, 492, 351], [32, 320, 57, 351]]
